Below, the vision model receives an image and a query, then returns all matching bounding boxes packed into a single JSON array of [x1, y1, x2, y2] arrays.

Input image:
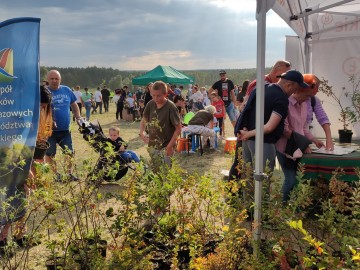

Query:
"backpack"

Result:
[[311, 96, 316, 111], [310, 96, 316, 121]]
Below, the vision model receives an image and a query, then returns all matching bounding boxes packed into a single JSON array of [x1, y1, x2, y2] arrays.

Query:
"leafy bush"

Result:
[[1, 147, 359, 269]]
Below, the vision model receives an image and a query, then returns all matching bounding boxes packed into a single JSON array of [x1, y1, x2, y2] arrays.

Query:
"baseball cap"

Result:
[[219, 70, 226, 75], [277, 70, 309, 88], [303, 74, 319, 95]]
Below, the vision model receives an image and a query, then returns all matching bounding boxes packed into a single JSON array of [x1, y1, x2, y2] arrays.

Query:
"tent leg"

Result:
[[253, 173, 265, 255], [254, 0, 269, 257]]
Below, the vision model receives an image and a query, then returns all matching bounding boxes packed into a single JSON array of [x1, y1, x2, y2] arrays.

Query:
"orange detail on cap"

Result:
[[303, 74, 319, 95]]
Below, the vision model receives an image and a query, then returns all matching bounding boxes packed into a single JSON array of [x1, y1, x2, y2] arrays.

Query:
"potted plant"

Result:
[[318, 78, 357, 143], [45, 256, 65, 270], [45, 239, 66, 270]]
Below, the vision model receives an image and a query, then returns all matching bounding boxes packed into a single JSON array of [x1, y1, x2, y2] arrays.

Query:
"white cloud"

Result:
[[267, 10, 290, 28], [124, 50, 193, 70], [1, 0, 294, 70], [198, 0, 256, 14]]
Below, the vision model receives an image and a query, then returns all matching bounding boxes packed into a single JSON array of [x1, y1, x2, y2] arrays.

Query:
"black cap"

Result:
[[277, 70, 309, 88], [219, 70, 226, 74]]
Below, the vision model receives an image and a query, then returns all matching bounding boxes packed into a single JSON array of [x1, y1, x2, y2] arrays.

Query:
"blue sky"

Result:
[[1, 0, 295, 70]]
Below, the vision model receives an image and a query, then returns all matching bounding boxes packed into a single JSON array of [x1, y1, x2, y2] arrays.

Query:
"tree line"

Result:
[[40, 66, 271, 91]]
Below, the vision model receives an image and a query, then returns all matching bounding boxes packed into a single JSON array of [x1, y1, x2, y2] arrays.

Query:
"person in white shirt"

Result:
[[73, 85, 83, 121], [190, 85, 204, 111], [200, 86, 211, 106], [125, 93, 135, 121], [92, 87, 103, 114]]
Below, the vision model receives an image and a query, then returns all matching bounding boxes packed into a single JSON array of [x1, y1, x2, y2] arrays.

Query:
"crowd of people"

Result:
[[46, 65, 334, 205], [49, 65, 334, 204], [1, 63, 335, 255]]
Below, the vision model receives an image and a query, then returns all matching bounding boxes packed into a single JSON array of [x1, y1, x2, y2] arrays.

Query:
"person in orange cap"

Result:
[[275, 73, 327, 202], [303, 74, 334, 151]]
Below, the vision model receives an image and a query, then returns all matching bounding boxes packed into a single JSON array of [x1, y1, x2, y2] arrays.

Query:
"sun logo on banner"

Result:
[[0, 48, 17, 83]]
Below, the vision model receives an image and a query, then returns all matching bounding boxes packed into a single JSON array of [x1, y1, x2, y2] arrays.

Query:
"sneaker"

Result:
[[68, 174, 79, 181]]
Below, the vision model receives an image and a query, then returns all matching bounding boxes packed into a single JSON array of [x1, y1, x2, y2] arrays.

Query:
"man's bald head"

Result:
[[47, 70, 61, 90], [269, 60, 291, 83]]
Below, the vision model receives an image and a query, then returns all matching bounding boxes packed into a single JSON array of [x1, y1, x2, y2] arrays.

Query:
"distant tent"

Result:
[[132, 65, 194, 85]]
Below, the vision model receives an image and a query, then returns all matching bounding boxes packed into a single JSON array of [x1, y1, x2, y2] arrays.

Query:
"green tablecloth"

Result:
[[300, 151, 360, 182]]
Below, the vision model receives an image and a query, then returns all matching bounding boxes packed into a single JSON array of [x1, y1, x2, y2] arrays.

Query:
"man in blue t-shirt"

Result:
[[45, 70, 81, 181], [229, 70, 309, 180]]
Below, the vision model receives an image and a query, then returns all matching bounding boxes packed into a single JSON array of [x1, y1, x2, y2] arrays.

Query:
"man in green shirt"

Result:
[[140, 81, 182, 169]]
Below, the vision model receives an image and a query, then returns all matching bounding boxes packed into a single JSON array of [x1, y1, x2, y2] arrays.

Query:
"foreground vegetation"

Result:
[[1, 149, 360, 269], [1, 107, 359, 269]]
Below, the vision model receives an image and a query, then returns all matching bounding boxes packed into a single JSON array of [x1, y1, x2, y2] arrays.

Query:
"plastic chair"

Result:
[[188, 133, 203, 156], [213, 127, 220, 149]]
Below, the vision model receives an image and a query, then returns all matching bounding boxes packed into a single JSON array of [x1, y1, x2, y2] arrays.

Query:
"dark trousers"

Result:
[[103, 99, 109, 112], [73, 103, 82, 121], [116, 103, 124, 120], [128, 107, 136, 121], [216, 117, 224, 135], [92, 102, 102, 114], [229, 140, 242, 181]]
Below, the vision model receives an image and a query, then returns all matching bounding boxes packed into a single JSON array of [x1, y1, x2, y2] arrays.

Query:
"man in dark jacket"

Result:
[[229, 70, 309, 180], [101, 86, 111, 112]]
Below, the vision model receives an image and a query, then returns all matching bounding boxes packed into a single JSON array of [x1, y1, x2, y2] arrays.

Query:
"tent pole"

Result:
[[304, 13, 310, 73], [253, 0, 267, 256]]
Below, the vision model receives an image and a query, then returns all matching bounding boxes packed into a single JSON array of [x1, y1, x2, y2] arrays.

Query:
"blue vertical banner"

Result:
[[0, 17, 40, 224]]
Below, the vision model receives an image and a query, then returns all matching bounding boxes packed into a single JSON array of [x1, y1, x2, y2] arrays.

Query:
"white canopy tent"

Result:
[[253, 0, 360, 249], [273, 0, 360, 138]]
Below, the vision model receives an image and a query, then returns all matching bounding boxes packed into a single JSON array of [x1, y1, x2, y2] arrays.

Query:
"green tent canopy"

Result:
[[132, 65, 194, 85]]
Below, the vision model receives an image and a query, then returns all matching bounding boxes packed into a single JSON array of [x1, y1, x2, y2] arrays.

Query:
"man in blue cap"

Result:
[[229, 70, 309, 180]]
